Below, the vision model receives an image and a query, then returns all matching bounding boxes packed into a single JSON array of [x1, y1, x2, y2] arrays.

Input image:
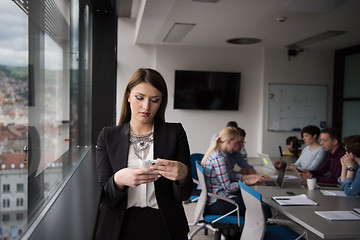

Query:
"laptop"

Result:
[[255, 168, 286, 189], [258, 153, 276, 170], [253, 153, 277, 175]]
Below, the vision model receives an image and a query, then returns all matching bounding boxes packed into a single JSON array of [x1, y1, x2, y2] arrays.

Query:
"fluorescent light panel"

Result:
[[163, 23, 196, 43], [192, 0, 219, 2], [287, 30, 347, 48]]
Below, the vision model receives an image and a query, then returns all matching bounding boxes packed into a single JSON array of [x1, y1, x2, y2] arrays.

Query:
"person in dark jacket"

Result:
[[95, 68, 193, 240], [300, 128, 345, 184]]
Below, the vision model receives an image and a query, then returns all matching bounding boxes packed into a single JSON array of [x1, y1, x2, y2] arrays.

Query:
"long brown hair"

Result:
[[201, 126, 240, 166], [118, 68, 168, 125]]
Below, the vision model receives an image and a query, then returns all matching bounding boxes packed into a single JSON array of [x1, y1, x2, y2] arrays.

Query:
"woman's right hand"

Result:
[[340, 155, 347, 168], [340, 152, 355, 169], [243, 174, 271, 185], [114, 168, 161, 189]]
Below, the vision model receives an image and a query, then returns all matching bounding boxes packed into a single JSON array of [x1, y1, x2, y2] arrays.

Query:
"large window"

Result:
[[0, 0, 92, 238], [333, 45, 360, 138]]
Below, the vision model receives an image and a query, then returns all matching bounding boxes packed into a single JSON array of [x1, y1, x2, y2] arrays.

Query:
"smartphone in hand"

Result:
[[142, 160, 158, 174]]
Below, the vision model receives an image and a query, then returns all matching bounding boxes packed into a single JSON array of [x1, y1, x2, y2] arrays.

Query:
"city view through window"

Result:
[[0, 1, 29, 238], [0, 0, 92, 239]]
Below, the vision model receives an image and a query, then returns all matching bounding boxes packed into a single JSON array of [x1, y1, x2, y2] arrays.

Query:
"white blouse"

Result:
[[126, 139, 158, 209]]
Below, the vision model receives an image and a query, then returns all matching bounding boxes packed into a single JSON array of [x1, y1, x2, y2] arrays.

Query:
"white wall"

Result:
[[155, 46, 264, 156], [117, 18, 334, 157], [116, 18, 156, 122], [262, 49, 334, 157]]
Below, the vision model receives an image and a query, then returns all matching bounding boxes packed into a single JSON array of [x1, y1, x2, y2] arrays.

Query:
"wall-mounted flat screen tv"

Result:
[[174, 70, 241, 110]]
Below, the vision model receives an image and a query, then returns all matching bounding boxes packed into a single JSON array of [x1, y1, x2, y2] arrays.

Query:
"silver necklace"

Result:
[[129, 131, 153, 161]]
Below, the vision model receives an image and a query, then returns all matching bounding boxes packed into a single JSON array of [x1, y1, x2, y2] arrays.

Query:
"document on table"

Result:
[[272, 194, 318, 206], [315, 210, 360, 221], [269, 174, 298, 179], [320, 190, 347, 196], [320, 190, 360, 197]]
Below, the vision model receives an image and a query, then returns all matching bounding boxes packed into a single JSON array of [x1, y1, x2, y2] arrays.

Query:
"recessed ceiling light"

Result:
[[163, 23, 196, 43], [226, 38, 262, 45]]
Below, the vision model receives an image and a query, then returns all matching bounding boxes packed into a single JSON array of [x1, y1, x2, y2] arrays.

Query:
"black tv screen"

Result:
[[174, 70, 241, 110]]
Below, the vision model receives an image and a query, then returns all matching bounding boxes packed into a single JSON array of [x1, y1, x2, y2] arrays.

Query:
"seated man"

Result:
[[226, 127, 256, 181], [300, 128, 345, 184], [282, 136, 302, 158]]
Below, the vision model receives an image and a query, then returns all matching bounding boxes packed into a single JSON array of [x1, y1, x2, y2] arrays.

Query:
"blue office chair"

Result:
[[239, 181, 307, 240], [188, 161, 245, 240], [190, 153, 204, 181], [189, 153, 204, 202]]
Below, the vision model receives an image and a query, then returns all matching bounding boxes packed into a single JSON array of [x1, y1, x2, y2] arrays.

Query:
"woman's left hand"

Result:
[[341, 152, 355, 168], [154, 158, 188, 182]]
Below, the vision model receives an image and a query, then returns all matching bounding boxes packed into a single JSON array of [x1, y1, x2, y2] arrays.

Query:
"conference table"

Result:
[[248, 156, 360, 240]]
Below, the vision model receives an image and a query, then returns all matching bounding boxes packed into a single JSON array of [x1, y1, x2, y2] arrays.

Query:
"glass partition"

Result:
[[0, 0, 92, 238]]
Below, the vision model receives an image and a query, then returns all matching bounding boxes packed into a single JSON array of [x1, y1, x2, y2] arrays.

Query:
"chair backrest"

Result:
[[191, 161, 208, 225], [239, 181, 266, 240], [190, 153, 204, 180]]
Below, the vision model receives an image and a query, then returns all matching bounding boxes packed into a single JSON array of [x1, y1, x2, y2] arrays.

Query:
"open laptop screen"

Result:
[[258, 153, 276, 170]]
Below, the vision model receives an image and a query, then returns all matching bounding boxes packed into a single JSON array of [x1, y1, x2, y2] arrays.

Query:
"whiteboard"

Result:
[[268, 84, 327, 131]]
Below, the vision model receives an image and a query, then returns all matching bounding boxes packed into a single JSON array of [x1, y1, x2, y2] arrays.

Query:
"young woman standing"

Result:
[[95, 68, 193, 240]]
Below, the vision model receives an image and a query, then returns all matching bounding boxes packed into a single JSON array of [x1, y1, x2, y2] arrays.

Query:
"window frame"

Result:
[[332, 44, 360, 138]]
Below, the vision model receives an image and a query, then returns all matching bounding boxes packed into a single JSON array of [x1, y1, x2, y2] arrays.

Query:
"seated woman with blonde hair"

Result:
[[201, 126, 270, 216]]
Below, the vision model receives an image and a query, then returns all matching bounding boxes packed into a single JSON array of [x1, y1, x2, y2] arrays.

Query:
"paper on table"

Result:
[[315, 210, 360, 221], [320, 190, 352, 197], [285, 175, 298, 179], [320, 190, 346, 196], [272, 194, 318, 206], [269, 175, 298, 179]]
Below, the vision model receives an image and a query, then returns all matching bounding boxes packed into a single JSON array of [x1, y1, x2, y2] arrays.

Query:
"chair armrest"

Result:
[[207, 193, 236, 205], [193, 178, 200, 185]]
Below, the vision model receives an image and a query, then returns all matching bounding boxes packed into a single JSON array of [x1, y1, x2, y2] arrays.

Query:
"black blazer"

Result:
[[94, 121, 193, 240]]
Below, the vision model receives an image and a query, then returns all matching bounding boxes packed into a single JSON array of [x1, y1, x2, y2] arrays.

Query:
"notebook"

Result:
[[272, 194, 318, 206], [255, 168, 286, 189], [315, 210, 360, 221], [320, 190, 349, 197]]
